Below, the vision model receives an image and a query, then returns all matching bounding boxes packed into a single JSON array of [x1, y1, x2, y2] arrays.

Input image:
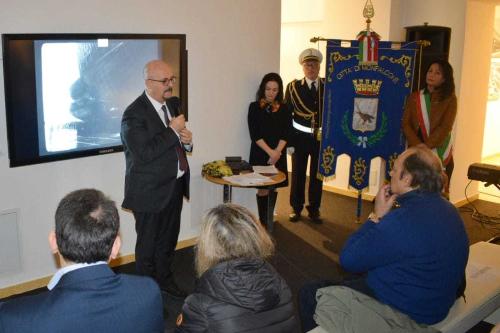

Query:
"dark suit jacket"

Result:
[[0, 265, 164, 333], [284, 78, 325, 129], [121, 92, 190, 213]]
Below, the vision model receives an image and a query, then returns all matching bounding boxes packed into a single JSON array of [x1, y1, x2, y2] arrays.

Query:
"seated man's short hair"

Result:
[[55, 189, 119, 263]]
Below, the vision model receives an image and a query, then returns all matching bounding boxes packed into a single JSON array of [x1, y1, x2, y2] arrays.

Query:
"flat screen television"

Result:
[[2, 33, 188, 167]]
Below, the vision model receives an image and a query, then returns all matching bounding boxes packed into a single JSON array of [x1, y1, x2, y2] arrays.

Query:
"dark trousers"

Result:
[[133, 178, 184, 291], [290, 130, 323, 214], [298, 276, 374, 332]]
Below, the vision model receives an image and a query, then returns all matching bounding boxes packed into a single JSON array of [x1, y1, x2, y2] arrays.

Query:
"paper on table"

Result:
[[252, 165, 279, 174], [223, 172, 272, 186]]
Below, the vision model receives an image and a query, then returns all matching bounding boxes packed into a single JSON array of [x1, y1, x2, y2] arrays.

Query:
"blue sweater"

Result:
[[340, 190, 469, 324]]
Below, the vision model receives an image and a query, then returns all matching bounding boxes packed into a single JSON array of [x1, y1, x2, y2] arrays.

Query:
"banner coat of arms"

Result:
[[319, 39, 419, 190]]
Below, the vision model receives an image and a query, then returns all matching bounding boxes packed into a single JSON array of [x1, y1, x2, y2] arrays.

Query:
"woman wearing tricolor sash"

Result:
[[402, 59, 457, 194]]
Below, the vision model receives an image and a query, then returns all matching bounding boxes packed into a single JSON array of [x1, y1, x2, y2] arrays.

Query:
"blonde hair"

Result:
[[195, 203, 275, 277]]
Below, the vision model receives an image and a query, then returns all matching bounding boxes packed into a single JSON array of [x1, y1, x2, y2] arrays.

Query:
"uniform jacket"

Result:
[[285, 78, 325, 129]]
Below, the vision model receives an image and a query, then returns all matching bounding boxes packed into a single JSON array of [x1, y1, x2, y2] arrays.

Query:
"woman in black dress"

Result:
[[248, 73, 291, 225]]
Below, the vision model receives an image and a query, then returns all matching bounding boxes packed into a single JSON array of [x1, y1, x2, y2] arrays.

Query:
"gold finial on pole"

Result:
[[310, 36, 327, 43], [363, 0, 375, 31], [419, 40, 431, 47]]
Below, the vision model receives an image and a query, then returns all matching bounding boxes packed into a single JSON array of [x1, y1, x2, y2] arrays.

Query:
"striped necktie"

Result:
[[161, 105, 170, 125], [162, 105, 188, 172]]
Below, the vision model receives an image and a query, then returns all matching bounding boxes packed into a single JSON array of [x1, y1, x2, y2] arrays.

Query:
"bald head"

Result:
[[400, 146, 444, 193], [405, 146, 442, 172], [144, 60, 171, 79], [143, 60, 175, 103]]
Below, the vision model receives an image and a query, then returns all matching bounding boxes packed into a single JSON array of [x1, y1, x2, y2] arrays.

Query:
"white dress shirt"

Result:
[[47, 261, 107, 290]]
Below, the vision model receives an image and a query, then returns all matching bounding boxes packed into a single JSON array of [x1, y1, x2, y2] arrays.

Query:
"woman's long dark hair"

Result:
[[255, 72, 284, 103], [426, 59, 455, 99]]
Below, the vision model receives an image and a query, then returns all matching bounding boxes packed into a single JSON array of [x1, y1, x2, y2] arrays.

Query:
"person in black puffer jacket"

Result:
[[175, 204, 298, 333]]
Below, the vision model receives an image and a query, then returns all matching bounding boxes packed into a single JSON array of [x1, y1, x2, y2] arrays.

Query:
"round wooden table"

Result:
[[203, 171, 286, 231]]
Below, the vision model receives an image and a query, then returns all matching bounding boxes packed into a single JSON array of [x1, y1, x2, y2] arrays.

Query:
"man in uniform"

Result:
[[285, 48, 324, 224]]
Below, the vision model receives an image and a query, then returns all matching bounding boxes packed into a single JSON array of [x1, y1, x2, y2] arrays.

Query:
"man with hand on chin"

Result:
[[299, 146, 468, 332], [121, 60, 192, 307]]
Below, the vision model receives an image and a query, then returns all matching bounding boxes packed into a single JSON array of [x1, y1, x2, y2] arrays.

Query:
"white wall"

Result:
[[482, 5, 500, 159], [281, 0, 392, 89], [454, 0, 495, 201], [0, 0, 281, 288]]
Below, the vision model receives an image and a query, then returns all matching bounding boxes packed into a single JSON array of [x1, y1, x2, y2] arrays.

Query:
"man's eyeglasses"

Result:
[[147, 76, 177, 85]]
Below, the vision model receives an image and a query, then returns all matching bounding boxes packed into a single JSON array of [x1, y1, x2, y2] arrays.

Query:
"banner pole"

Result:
[[310, 37, 328, 43], [416, 40, 431, 91], [355, 190, 362, 224]]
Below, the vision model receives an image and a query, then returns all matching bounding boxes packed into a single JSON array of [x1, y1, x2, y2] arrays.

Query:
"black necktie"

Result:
[[161, 105, 170, 125], [161, 105, 188, 172], [310, 81, 317, 95]]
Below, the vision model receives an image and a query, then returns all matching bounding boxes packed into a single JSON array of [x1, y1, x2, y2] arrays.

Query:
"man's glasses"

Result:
[[147, 76, 177, 85]]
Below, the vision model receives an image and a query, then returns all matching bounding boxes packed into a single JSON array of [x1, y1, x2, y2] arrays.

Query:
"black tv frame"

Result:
[[2, 33, 188, 167]]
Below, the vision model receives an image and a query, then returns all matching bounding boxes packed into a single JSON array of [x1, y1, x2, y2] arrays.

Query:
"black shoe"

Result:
[[289, 212, 301, 222], [163, 283, 188, 299], [308, 211, 322, 224]]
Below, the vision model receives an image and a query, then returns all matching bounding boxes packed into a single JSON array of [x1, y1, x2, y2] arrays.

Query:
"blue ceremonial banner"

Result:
[[319, 39, 418, 190]]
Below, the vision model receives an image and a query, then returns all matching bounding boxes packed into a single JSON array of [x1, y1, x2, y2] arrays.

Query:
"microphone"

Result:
[[167, 96, 182, 116]]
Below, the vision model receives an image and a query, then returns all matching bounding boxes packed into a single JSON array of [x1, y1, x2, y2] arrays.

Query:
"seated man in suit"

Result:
[[0, 189, 164, 333]]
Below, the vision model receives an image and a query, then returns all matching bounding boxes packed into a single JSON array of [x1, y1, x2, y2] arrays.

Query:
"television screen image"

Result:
[[2, 34, 187, 167], [37, 39, 153, 154]]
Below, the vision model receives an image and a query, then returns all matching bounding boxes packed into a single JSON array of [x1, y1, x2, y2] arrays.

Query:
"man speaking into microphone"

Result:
[[121, 60, 192, 307]]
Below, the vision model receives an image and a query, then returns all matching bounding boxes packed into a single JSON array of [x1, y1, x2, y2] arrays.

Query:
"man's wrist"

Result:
[[368, 212, 380, 223]]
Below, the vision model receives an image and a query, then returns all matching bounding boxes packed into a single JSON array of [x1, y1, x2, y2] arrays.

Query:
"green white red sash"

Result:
[[415, 89, 453, 165]]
